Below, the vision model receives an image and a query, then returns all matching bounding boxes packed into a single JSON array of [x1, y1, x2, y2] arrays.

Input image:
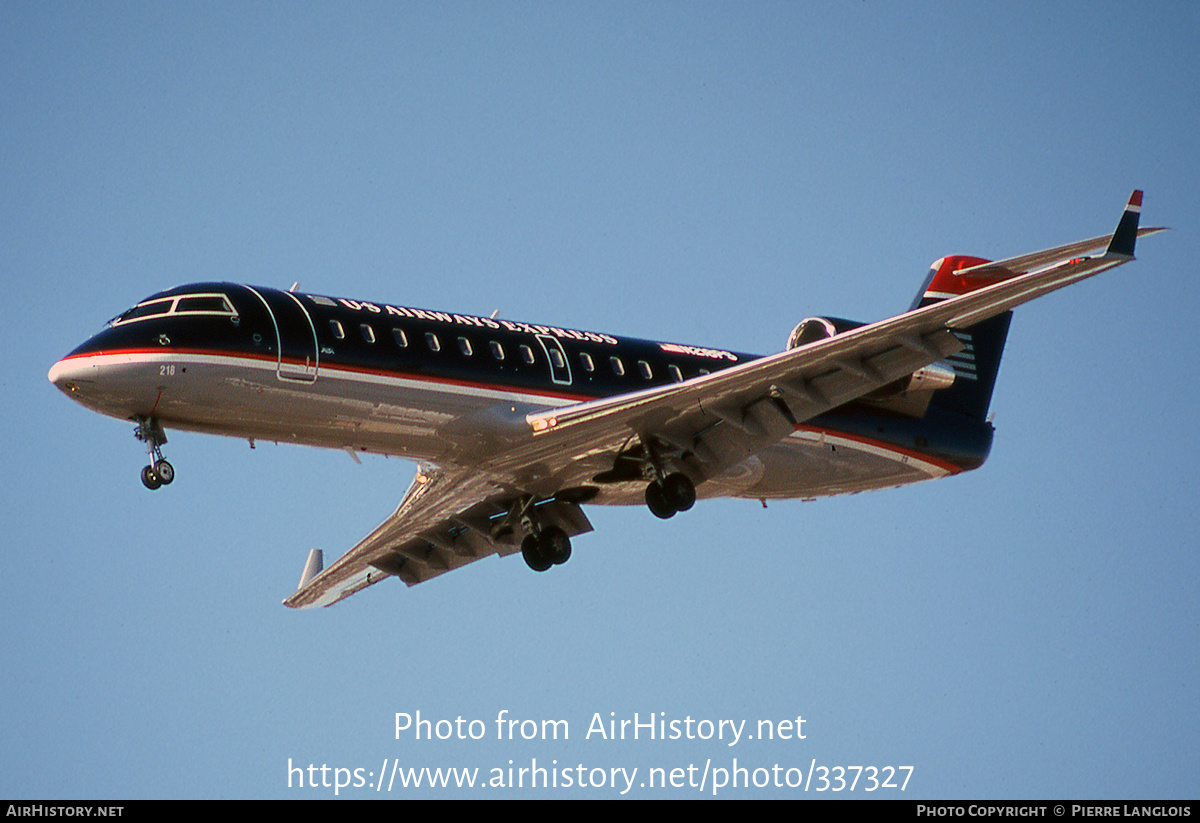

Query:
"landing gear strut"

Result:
[[134, 417, 174, 490]]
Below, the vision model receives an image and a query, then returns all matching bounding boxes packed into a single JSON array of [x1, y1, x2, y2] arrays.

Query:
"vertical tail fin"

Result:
[[1105, 189, 1143, 257], [911, 255, 1013, 421]]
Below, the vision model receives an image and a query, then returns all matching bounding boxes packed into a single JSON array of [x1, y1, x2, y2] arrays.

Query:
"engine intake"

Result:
[[786, 316, 865, 350]]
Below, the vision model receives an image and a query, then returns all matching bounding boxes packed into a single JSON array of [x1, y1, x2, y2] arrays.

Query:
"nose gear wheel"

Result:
[[134, 417, 174, 490]]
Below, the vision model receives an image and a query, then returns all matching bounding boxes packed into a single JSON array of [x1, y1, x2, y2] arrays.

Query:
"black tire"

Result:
[[521, 534, 552, 572], [662, 473, 695, 512], [645, 482, 675, 519], [154, 459, 175, 485], [541, 526, 572, 565], [141, 465, 162, 490]]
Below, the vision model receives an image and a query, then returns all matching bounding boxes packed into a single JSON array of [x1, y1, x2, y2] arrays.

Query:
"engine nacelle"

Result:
[[786, 316, 866, 350]]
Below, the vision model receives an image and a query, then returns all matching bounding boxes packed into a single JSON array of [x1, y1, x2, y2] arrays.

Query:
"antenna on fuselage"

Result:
[[490, 309, 500, 319], [289, 282, 301, 293]]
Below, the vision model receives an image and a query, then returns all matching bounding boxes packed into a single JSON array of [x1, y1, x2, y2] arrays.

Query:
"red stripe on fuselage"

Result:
[[792, 423, 968, 475], [55, 346, 600, 403]]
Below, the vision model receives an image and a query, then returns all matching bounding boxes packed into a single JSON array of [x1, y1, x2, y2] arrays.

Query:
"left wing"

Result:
[[283, 463, 592, 608], [516, 197, 1163, 479]]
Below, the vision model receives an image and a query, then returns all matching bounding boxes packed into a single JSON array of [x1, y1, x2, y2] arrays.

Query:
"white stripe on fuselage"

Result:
[[56, 348, 583, 409], [790, 426, 957, 479]]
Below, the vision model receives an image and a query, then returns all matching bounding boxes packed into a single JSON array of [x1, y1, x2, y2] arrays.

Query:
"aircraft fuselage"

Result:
[[49, 282, 991, 506]]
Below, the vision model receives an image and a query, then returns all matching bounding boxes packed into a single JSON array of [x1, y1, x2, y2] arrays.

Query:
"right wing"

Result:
[[283, 462, 592, 608]]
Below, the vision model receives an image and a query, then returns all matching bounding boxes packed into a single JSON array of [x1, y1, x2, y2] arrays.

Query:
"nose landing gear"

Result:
[[134, 417, 174, 490]]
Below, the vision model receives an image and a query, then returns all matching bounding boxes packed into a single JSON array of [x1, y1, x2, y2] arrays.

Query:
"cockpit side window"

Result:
[[175, 295, 234, 315], [115, 299, 174, 324]]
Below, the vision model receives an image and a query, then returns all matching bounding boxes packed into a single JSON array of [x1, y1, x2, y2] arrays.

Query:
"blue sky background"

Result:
[[3, 2, 1197, 799]]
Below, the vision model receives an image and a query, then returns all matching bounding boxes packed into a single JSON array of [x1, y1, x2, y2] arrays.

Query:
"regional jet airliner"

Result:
[[48, 192, 1162, 607]]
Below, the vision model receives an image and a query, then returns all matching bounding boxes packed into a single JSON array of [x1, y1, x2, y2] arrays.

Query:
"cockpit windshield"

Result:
[[111, 292, 237, 327]]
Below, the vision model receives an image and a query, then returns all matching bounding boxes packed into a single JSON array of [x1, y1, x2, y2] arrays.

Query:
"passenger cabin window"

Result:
[[426, 332, 441, 352], [489, 341, 505, 360], [669, 364, 684, 382], [330, 320, 345, 339], [392, 328, 408, 348], [548, 348, 566, 369], [458, 337, 473, 356], [360, 324, 376, 343], [638, 361, 653, 379], [580, 352, 595, 372], [519, 345, 535, 364], [610, 356, 625, 376]]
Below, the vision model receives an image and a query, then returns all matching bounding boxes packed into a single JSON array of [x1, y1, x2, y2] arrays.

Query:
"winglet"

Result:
[[297, 549, 324, 590], [1105, 190, 1143, 257]]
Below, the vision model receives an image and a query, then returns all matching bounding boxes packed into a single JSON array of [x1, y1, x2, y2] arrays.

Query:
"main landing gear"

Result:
[[637, 437, 696, 520], [515, 500, 572, 573], [521, 526, 571, 572], [134, 416, 174, 490], [644, 472, 696, 519]]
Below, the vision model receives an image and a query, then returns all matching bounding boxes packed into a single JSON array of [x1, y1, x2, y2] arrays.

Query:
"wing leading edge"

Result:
[[286, 192, 1163, 608]]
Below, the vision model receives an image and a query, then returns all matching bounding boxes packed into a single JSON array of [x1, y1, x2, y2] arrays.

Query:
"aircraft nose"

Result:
[[48, 355, 96, 395]]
